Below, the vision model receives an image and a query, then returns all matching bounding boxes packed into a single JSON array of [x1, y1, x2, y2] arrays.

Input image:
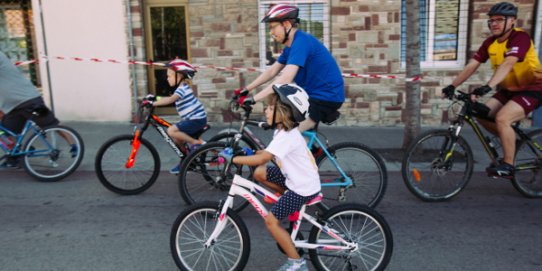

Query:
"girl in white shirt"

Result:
[[225, 84, 319, 271]]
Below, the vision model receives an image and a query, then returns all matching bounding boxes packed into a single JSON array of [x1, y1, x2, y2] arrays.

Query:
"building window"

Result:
[[400, 0, 468, 69], [258, 0, 329, 69]]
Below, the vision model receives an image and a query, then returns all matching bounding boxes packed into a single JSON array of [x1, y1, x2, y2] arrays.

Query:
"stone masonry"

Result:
[[126, 0, 538, 126]]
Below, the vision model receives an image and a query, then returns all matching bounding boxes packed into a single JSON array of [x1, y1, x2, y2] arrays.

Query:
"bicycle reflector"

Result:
[[125, 131, 141, 168], [412, 168, 421, 182]]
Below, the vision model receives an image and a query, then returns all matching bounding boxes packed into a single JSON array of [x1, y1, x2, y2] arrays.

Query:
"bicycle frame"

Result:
[[443, 92, 542, 170], [0, 121, 55, 159], [205, 174, 358, 252], [126, 106, 187, 168]]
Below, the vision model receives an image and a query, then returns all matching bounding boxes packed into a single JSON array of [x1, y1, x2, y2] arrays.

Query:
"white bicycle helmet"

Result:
[[272, 84, 310, 123]]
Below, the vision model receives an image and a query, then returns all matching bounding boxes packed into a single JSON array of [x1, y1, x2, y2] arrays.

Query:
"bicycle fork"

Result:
[[125, 130, 141, 169]]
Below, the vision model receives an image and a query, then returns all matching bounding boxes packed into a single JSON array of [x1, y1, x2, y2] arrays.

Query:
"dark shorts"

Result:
[[308, 98, 343, 123], [266, 166, 319, 220], [175, 117, 207, 137], [492, 90, 542, 115], [2, 97, 59, 133]]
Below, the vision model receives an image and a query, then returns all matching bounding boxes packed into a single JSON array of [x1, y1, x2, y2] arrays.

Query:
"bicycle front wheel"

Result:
[[170, 203, 250, 271], [402, 130, 473, 201], [513, 129, 542, 198], [308, 204, 393, 271], [179, 142, 252, 212], [94, 134, 160, 195], [23, 125, 84, 182], [316, 142, 387, 208]]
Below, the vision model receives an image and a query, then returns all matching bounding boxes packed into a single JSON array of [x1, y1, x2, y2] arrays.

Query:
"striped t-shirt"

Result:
[[174, 83, 207, 121]]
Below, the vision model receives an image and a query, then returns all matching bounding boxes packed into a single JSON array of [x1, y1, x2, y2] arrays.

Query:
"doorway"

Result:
[[144, 0, 189, 114]]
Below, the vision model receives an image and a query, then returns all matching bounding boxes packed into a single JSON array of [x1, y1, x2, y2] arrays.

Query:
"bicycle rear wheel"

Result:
[[513, 129, 542, 198], [401, 130, 473, 201], [316, 142, 387, 208], [178, 142, 252, 212], [94, 134, 160, 195], [23, 125, 84, 182], [170, 202, 250, 271], [308, 204, 393, 271]]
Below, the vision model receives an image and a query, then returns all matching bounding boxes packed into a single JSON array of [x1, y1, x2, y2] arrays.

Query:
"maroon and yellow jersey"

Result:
[[473, 28, 542, 91]]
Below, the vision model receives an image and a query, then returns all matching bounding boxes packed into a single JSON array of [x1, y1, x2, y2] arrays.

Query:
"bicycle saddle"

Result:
[[191, 124, 211, 139]]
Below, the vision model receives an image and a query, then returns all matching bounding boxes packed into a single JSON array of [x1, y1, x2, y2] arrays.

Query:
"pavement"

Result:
[[66, 120, 496, 173]]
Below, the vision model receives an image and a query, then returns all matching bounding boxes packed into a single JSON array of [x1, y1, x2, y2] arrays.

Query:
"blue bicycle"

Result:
[[0, 107, 84, 181], [177, 96, 387, 212]]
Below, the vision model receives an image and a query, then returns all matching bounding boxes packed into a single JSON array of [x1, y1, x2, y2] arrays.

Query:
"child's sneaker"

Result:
[[169, 164, 181, 175], [277, 258, 308, 271], [189, 140, 206, 153], [69, 144, 78, 158]]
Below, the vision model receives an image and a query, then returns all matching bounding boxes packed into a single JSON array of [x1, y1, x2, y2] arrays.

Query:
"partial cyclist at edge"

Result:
[[235, 3, 345, 132], [0, 51, 77, 168], [144, 59, 208, 175], [442, 2, 542, 179]]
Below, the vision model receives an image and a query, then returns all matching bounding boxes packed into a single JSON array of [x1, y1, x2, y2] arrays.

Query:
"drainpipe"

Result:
[[37, 0, 54, 113], [126, 0, 139, 121]]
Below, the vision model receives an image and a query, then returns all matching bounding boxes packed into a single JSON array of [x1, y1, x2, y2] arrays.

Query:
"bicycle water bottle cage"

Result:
[[321, 111, 341, 125]]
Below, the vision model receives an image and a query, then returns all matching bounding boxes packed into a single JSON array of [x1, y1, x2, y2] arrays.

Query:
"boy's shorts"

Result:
[[308, 98, 343, 123], [266, 166, 320, 220], [2, 97, 59, 133], [175, 117, 207, 137]]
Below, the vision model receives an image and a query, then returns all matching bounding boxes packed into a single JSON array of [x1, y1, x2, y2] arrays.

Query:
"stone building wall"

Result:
[[127, 0, 538, 126]]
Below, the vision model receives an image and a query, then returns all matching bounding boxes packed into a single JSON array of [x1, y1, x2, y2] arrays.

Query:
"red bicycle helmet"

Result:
[[166, 59, 197, 79], [261, 3, 299, 23]]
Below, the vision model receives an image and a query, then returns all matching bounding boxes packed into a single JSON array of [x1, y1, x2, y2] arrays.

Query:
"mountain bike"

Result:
[[402, 90, 542, 201], [0, 106, 84, 181], [170, 171, 393, 271], [178, 98, 387, 213], [94, 97, 210, 195]]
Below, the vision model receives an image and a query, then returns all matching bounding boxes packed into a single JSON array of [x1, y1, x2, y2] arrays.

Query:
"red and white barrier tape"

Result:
[[14, 55, 423, 82]]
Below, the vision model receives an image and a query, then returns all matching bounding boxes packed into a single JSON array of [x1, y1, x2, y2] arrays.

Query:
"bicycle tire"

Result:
[[170, 202, 250, 271], [308, 204, 393, 271], [23, 125, 84, 182], [94, 134, 160, 195], [316, 142, 387, 208], [178, 142, 252, 212], [208, 131, 261, 150], [513, 129, 542, 198], [401, 129, 473, 201]]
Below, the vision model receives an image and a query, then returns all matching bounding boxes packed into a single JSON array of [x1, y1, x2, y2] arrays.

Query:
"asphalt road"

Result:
[[1, 170, 541, 271]]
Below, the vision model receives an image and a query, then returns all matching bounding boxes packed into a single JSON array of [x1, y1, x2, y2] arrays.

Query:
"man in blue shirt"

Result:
[[237, 3, 344, 132]]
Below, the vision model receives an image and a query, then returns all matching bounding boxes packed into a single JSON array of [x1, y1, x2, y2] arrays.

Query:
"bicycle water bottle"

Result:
[[485, 136, 499, 158], [0, 131, 14, 150]]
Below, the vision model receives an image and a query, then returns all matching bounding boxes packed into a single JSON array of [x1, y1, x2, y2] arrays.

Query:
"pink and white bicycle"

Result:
[[170, 171, 393, 271]]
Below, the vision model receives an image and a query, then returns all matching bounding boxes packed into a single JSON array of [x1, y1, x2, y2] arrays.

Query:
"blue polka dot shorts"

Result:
[[266, 166, 319, 220]]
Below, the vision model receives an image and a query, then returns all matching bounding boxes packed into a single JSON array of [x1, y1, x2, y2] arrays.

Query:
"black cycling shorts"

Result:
[[2, 97, 59, 133], [308, 98, 343, 123]]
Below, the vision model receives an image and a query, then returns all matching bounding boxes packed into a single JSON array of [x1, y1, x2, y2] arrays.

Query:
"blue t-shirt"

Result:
[[278, 30, 344, 103]]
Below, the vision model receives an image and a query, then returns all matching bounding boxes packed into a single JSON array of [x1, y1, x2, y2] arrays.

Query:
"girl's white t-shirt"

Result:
[[265, 128, 321, 196]]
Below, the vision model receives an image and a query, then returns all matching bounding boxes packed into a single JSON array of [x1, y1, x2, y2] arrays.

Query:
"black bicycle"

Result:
[[94, 97, 210, 195], [402, 90, 542, 201]]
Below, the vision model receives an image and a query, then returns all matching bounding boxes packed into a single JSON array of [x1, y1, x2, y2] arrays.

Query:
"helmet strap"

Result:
[[281, 22, 292, 44]]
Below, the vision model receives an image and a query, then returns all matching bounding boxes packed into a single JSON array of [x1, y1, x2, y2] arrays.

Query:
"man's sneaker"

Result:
[[277, 258, 308, 271], [69, 144, 78, 158], [486, 162, 515, 179], [0, 157, 20, 169], [169, 164, 181, 175]]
